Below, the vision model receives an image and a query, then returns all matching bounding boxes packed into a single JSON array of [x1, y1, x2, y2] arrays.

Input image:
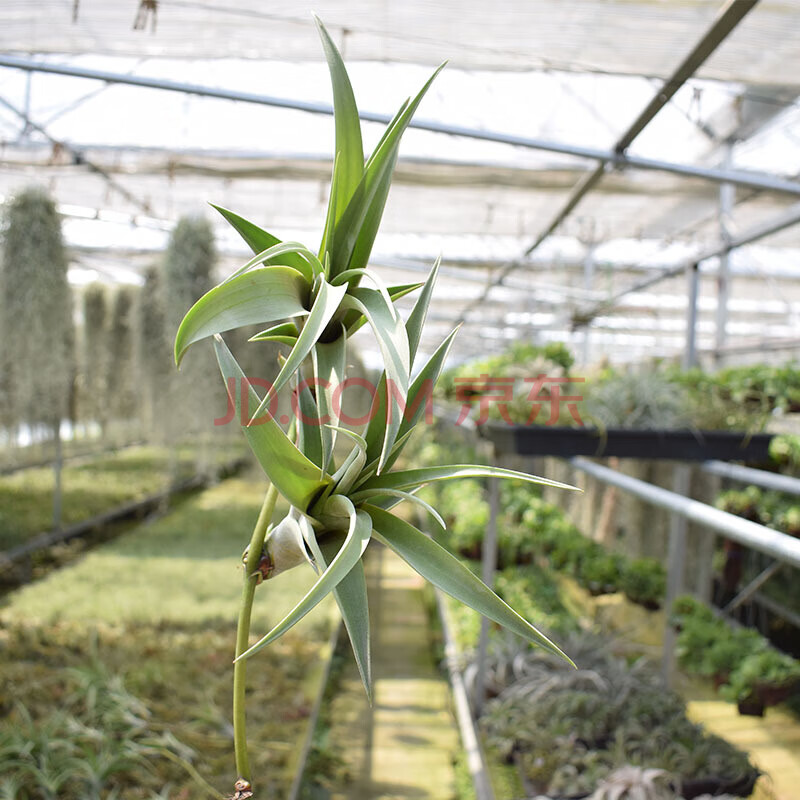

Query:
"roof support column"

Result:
[[684, 261, 701, 370], [715, 142, 735, 366]]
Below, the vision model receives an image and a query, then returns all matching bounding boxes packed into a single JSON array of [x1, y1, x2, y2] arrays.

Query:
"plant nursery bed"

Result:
[[480, 423, 774, 461], [0, 474, 337, 799], [0, 441, 245, 553]]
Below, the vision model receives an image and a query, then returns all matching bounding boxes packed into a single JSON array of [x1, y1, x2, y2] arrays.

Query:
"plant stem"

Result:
[[233, 481, 278, 783]]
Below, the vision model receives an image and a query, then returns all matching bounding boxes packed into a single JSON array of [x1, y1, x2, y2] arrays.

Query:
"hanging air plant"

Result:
[[173, 17, 575, 797]]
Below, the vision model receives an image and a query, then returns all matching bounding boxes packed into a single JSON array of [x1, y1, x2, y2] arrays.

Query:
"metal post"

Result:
[[715, 142, 735, 366], [474, 452, 500, 716], [581, 242, 595, 366], [684, 262, 700, 370], [663, 465, 690, 686]]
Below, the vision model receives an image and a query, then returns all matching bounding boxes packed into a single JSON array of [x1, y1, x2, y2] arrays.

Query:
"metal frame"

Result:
[[456, 0, 762, 324], [702, 460, 800, 496], [571, 200, 800, 328], [1, 43, 798, 198], [569, 456, 800, 569]]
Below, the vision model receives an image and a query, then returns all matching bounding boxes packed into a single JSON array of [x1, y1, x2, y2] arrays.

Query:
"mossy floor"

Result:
[[326, 545, 460, 800]]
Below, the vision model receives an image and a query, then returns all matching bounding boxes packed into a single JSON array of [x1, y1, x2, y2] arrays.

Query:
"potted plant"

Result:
[[722, 650, 800, 716], [620, 558, 666, 610], [172, 18, 575, 798]]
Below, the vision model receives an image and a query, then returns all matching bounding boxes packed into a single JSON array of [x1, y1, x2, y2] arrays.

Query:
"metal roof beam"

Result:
[[572, 200, 800, 327], [3, 39, 800, 197], [455, 0, 760, 323], [0, 93, 153, 216]]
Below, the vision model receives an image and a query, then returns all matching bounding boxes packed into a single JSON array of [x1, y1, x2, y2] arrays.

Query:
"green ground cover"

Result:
[[0, 474, 335, 798], [0, 441, 244, 551]]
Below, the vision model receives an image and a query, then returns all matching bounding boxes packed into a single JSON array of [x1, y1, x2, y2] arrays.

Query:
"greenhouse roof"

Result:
[[1, 0, 799, 367]]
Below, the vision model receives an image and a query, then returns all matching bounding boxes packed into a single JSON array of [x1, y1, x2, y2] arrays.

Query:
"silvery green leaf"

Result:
[[367, 506, 573, 664]]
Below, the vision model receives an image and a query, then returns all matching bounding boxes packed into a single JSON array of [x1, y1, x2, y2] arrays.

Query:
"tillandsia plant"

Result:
[[173, 17, 576, 798]]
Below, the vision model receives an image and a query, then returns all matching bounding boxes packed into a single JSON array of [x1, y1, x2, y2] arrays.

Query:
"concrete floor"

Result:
[[328, 545, 460, 800]]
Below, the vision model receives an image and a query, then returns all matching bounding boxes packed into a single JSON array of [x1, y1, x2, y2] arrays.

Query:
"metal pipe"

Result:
[[572, 200, 800, 327], [616, 0, 758, 151], [569, 457, 800, 570], [722, 561, 782, 615], [714, 144, 735, 366], [663, 464, 691, 686], [702, 460, 800, 496], [1, 54, 798, 197], [683, 262, 700, 369]]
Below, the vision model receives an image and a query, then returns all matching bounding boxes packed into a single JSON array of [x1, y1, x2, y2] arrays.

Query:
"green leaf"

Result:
[[367, 506, 572, 663], [355, 488, 446, 529], [312, 325, 348, 472], [297, 381, 324, 469], [343, 281, 423, 335], [175, 266, 309, 366], [314, 17, 364, 226], [236, 497, 371, 661], [331, 64, 445, 277], [307, 522, 372, 702], [405, 257, 440, 367], [331, 445, 367, 497], [379, 326, 459, 473], [361, 314, 457, 474], [249, 279, 348, 422], [342, 287, 410, 472], [224, 240, 322, 286], [211, 203, 312, 277], [213, 336, 330, 511], [355, 428, 415, 489], [319, 152, 341, 263], [249, 321, 299, 346], [353, 464, 579, 499]]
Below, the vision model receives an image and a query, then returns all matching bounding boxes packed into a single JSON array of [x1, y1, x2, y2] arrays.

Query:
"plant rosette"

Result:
[[172, 17, 577, 797]]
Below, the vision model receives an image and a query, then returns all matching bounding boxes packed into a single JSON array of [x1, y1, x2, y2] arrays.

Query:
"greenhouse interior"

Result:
[[2, 1, 800, 799]]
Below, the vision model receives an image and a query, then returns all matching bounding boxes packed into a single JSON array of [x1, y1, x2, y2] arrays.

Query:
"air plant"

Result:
[[173, 17, 575, 797]]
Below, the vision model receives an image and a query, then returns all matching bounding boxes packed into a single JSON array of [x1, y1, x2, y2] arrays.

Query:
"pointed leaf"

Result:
[[356, 488, 446, 529], [353, 464, 579, 500], [343, 281, 423, 335], [362, 318, 457, 472], [405, 257, 440, 367], [223, 240, 323, 286], [367, 506, 572, 663], [331, 64, 445, 276], [379, 326, 459, 473], [342, 287, 410, 471], [319, 152, 341, 263], [249, 280, 348, 422], [307, 524, 372, 701], [355, 428, 415, 489], [175, 267, 309, 365], [237, 498, 371, 661], [213, 336, 329, 511], [211, 203, 312, 277], [312, 325, 347, 471], [297, 381, 324, 469], [249, 321, 299, 346], [315, 16, 364, 225]]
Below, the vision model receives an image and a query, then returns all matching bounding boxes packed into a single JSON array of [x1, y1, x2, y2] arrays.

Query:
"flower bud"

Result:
[[263, 513, 308, 579]]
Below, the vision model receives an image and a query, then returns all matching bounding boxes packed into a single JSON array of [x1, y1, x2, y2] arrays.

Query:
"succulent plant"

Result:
[[589, 766, 677, 800]]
